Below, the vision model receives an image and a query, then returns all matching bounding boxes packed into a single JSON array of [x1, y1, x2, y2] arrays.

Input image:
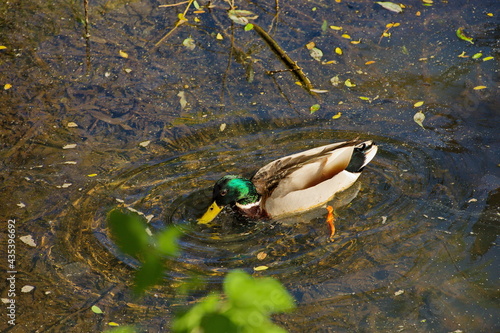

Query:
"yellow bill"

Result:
[[197, 201, 223, 224]]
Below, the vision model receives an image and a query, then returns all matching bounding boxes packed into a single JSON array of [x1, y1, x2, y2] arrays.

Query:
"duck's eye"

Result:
[[220, 189, 228, 196]]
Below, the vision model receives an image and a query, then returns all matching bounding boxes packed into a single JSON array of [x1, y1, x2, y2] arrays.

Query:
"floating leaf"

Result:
[[473, 86, 487, 90], [253, 265, 269, 271], [178, 91, 187, 109], [310, 104, 320, 114], [394, 289, 405, 296], [305, 41, 315, 50], [330, 75, 341, 86], [414, 101, 424, 107], [414, 111, 425, 129], [335, 47, 343, 55], [119, 50, 129, 58], [365, 60, 376, 65], [21, 285, 35, 293], [219, 123, 226, 132], [483, 56, 494, 61], [4, 83, 12, 90], [321, 20, 328, 32], [228, 9, 258, 25], [376, 2, 403, 13], [457, 51, 468, 58], [91, 305, 103, 314], [257, 252, 267, 260], [108, 322, 120, 327], [0, 46, 7, 50], [456, 27, 473, 44], [20, 235, 36, 247], [332, 112, 342, 119], [67, 122, 78, 128], [310, 89, 329, 94], [17, 202, 26, 208], [309, 47, 323, 61], [193, 0, 200, 9], [63, 144, 77, 149], [359, 96, 370, 101], [330, 25, 342, 30], [350, 40, 361, 44], [88, 173, 98, 177], [471, 52, 482, 59], [487, 13, 493, 17], [341, 34, 351, 39], [139, 140, 151, 147], [182, 37, 196, 50], [216, 33, 223, 40], [344, 79, 356, 87], [244, 23, 254, 31]]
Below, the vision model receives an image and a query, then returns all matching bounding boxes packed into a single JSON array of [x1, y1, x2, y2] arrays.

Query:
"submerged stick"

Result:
[[252, 23, 314, 93]]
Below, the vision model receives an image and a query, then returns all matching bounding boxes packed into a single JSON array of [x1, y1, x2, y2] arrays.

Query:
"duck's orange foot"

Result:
[[326, 205, 335, 241]]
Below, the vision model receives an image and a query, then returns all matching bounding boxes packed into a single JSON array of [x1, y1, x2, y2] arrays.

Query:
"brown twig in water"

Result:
[[252, 23, 315, 93]]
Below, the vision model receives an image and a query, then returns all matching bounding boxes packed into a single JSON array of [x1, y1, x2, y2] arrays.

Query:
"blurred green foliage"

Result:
[[108, 209, 180, 295], [107, 209, 295, 333]]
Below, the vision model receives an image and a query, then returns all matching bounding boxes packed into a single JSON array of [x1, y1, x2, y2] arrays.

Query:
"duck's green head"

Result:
[[198, 175, 259, 224]]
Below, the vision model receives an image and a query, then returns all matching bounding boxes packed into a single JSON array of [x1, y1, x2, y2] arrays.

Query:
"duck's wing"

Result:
[[251, 139, 363, 198]]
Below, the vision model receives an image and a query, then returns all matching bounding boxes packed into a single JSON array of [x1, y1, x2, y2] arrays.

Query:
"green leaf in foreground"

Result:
[[172, 270, 295, 333], [108, 209, 150, 257]]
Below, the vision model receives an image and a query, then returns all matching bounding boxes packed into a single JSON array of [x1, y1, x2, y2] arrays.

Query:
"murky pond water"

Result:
[[1, 0, 498, 332]]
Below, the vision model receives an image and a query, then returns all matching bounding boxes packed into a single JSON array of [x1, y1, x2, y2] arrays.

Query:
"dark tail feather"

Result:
[[345, 141, 378, 173]]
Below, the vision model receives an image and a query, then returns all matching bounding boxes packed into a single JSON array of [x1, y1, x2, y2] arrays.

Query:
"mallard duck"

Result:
[[198, 139, 377, 224]]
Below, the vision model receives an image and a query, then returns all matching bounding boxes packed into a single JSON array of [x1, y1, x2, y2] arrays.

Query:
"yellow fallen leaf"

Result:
[[253, 265, 269, 271], [341, 34, 351, 39], [350, 40, 361, 44], [194, 17, 200, 22], [305, 41, 315, 50], [422, 0, 433, 3], [473, 86, 487, 90], [108, 322, 120, 327], [88, 173, 98, 177], [67, 122, 78, 128], [330, 25, 342, 30], [416, 11, 421, 16], [216, 33, 223, 40], [483, 56, 494, 61], [257, 252, 267, 260], [365, 60, 376, 65], [335, 47, 343, 55], [414, 101, 424, 107], [4, 83, 12, 90], [382, 32, 391, 37], [0, 46, 7, 50], [487, 13, 493, 17], [119, 50, 128, 58], [359, 96, 370, 101], [193, 10, 205, 14], [332, 112, 342, 119], [62, 144, 77, 149], [457, 51, 469, 58], [344, 79, 356, 87]]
